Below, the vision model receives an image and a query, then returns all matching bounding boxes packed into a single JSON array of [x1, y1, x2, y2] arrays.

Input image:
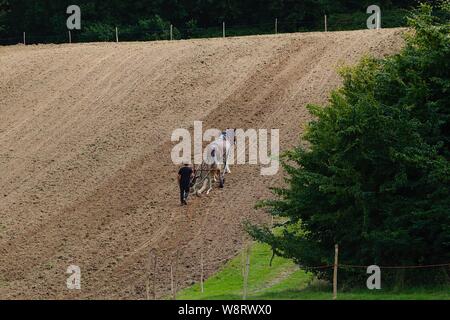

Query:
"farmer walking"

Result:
[[178, 163, 193, 206]]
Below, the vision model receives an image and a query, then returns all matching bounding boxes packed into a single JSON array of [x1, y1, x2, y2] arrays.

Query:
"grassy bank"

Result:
[[178, 243, 450, 300]]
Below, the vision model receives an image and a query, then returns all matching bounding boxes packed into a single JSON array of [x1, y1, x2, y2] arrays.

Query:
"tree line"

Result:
[[0, 0, 432, 40]]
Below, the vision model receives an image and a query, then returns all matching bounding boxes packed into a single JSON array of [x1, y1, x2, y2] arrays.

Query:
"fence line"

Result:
[[298, 262, 450, 270], [340, 262, 450, 269], [147, 242, 449, 300], [0, 15, 404, 46]]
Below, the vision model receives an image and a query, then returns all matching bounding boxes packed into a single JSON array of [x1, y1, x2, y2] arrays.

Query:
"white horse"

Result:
[[193, 130, 235, 196], [204, 129, 235, 175]]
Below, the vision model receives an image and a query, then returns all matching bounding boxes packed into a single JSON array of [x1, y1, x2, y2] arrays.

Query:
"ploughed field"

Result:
[[0, 29, 403, 299]]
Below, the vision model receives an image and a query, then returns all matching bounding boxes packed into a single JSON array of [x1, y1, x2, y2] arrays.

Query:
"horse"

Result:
[[194, 169, 215, 196], [191, 129, 236, 196], [204, 129, 235, 175], [190, 163, 215, 196]]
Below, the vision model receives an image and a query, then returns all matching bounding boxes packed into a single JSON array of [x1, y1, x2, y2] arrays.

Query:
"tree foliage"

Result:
[[0, 0, 9, 33], [0, 0, 427, 39], [247, 2, 450, 287]]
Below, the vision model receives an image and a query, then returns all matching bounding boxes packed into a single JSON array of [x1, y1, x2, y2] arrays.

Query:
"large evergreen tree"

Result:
[[247, 2, 450, 287]]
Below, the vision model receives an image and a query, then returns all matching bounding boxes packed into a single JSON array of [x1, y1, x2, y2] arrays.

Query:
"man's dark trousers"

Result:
[[180, 184, 190, 204]]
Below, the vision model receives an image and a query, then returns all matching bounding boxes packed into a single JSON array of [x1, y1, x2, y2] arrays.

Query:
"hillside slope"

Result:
[[0, 29, 404, 299]]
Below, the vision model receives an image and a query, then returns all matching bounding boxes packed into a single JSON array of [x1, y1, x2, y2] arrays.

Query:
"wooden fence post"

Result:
[[115, 27, 119, 43], [333, 244, 339, 300], [68, 30, 72, 44], [243, 244, 251, 300], [170, 24, 173, 41], [170, 263, 175, 300], [324, 15, 328, 32], [153, 252, 158, 300], [275, 18, 278, 34], [146, 278, 150, 300], [200, 251, 205, 293], [145, 251, 150, 300], [23, 32, 26, 45], [223, 22, 226, 38], [170, 250, 179, 300]]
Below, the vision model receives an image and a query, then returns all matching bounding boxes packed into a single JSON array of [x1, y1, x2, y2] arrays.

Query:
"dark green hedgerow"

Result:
[[247, 2, 450, 288]]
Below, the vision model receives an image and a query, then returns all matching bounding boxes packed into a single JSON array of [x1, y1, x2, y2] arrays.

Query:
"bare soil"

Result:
[[0, 29, 404, 299]]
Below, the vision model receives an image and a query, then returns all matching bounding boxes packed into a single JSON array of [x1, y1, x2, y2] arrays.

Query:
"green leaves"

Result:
[[0, 1, 430, 41], [249, 3, 450, 287]]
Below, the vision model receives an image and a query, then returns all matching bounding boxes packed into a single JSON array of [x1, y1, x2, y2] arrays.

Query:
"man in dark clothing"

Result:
[[178, 163, 193, 205]]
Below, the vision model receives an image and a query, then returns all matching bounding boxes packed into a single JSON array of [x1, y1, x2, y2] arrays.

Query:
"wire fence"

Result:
[[340, 263, 450, 270], [145, 244, 450, 300], [0, 14, 408, 46], [301, 263, 450, 270]]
